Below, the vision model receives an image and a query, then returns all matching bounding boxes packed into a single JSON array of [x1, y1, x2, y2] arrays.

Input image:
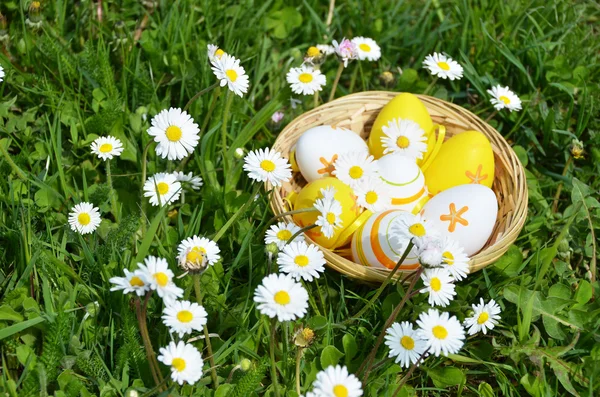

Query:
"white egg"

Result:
[[295, 125, 368, 182], [377, 153, 429, 213], [420, 184, 498, 256]]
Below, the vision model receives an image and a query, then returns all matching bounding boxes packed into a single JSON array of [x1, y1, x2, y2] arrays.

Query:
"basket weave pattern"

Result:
[[270, 91, 528, 283]]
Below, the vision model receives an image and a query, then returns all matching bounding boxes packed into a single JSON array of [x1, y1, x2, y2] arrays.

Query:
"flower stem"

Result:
[[221, 90, 234, 177], [201, 86, 222, 133], [484, 109, 499, 123], [140, 140, 153, 233], [424, 77, 438, 95], [135, 294, 162, 388], [269, 319, 281, 397], [552, 156, 573, 213], [392, 348, 429, 397], [328, 63, 345, 102], [106, 160, 119, 222], [193, 274, 219, 388], [183, 81, 219, 113], [313, 91, 319, 108], [295, 347, 304, 395], [213, 183, 260, 243], [287, 223, 318, 245]]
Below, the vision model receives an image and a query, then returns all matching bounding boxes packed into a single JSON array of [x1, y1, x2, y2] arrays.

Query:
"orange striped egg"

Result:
[[351, 210, 420, 270], [377, 153, 429, 213]]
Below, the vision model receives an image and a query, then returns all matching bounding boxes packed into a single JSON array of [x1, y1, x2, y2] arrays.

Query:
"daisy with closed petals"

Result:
[[147, 108, 200, 160], [464, 298, 501, 335], [137, 256, 183, 303], [332, 38, 359, 68], [312, 365, 363, 397], [254, 273, 309, 321], [314, 195, 343, 239], [90, 136, 124, 160], [417, 235, 445, 268], [177, 236, 221, 266], [277, 241, 326, 282], [351, 37, 381, 61], [158, 341, 203, 385], [441, 236, 470, 280], [332, 151, 378, 188], [420, 267, 456, 307], [381, 118, 428, 159], [172, 171, 203, 190], [243, 147, 292, 186], [487, 85, 522, 112], [417, 308, 465, 356], [353, 176, 392, 212], [68, 202, 101, 234], [423, 52, 464, 80], [211, 53, 249, 97], [207, 44, 225, 63], [286, 65, 327, 95], [162, 300, 208, 337], [265, 221, 302, 250], [143, 173, 182, 206], [109, 269, 150, 296], [385, 321, 428, 368]]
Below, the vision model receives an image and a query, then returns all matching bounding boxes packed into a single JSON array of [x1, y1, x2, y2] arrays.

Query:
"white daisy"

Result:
[[177, 236, 221, 266], [417, 235, 445, 268], [264, 221, 303, 250], [441, 236, 470, 281], [253, 273, 309, 322], [207, 44, 225, 63], [332, 151, 378, 188], [351, 37, 381, 61], [417, 309, 465, 356], [109, 268, 150, 296], [147, 108, 200, 160], [384, 321, 428, 368], [211, 53, 249, 97], [423, 52, 464, 80], [137, 256, 183, 304], [332, 38, 359, 68], [381, 118, 427, 159], [420, 267, 456, 307], [316, 44, 335, 56], [162, 300, 208, 337], [390, 212, 438, 251], [319, 186, 337, 201], [157, 341, 203, 386], [172, 171, 203, 190], [143, 172, 182, 207], [277, 241, 326, 282], [243, 147, 292, 186], [487, 85, 522, 112], [314, 195, 343, 239], [464, 298, 501, 335], [0, 65, 4, 82], [68, 202, 101, 235], [286, 65, 326, 96], [312, 365, 363, 397], [353, 176, 392, 213], [90, 136, 124, 160]]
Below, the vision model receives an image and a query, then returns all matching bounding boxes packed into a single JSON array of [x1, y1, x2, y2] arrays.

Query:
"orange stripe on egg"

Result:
[[391, 187, 426, 205], [370, 210, 421, 271]]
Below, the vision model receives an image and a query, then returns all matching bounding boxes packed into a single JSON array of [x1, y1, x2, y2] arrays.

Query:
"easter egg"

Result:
[[420, 184, 498, 256], [294, 125, 368, 183], [351, 210, 420, 270], [424, 131, 495, 195], [378, 153, 429, 213], [368, 93, 434, 159], [293, 177, 366, 249]]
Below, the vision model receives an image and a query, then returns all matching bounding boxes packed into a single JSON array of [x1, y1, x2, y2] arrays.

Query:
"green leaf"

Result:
[[478, 382, 495, 397], [265, 7, 303, 39], [320, 346, 344, 369], [342, 334, 358, 362], [215, 384, 234, 397], [0, 305, 24, 322], [307, 315, 328, 330], [427, 367, 465, 388], [573, 280, 592, 307], [0, 317, 46, 340], [133, 205, 168, 265], [493, 245, 523, 277], [512, 145, 528, 167]]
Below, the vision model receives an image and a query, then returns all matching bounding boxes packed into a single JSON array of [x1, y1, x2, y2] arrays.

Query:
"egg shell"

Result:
[[294, 125, 369, 183], [420, 184, 498, 256], [377, 153, 429, 213], [293, 177, 364, 249], [368, 93, 434, 159], [424, 130, 495, 195], [351, 209, 420, 270]]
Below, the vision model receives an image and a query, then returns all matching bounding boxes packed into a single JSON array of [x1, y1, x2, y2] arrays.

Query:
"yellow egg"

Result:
[[424, 131, 495, 195], [292, 178, 365, 249], [368, 93, 434, 159]]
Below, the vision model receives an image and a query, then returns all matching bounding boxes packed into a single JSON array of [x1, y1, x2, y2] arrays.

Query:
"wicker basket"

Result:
[[269, 91, 528, 283]]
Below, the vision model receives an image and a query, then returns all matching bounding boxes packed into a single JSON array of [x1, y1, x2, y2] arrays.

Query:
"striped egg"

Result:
[[377, 153, 429, 213], [351, 210, 420, 270]]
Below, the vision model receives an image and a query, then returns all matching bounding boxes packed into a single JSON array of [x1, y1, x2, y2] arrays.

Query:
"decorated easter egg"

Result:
[[368, 93, 434, 159], [420, 184, 498, 256], [294, 125, 368, 183], [378, 153, 429, 213], [351, 210, 420, 270], [424, 131, 495, 195], [293, 177, 367, 249]]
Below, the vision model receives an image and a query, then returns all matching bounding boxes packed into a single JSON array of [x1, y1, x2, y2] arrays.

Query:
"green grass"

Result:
[[0, 0, 599, 396]]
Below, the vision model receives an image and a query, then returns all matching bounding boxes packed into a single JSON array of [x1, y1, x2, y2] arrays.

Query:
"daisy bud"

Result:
[[570, 139, 584, 160], [271, 111, 284, 124], [379, 71, 395, 87], [26, 1, 43, 29], [178, 246, 209, 274], [418, 235, 444, 268], [234, 147, 245, 159], [85, 302, 100, 318], [293, 326, 316, 348], [125, 390, 139, 397], [240, 358, 252, 372], [304, 46, 326, 66], [265, 242, 280, 256]]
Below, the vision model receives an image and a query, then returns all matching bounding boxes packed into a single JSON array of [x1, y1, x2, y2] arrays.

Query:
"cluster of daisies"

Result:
[[109, 235, 221, 385]]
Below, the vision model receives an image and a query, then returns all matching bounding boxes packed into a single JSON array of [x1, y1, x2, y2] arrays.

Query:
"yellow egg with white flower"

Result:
[[377, 153, 429, 213]]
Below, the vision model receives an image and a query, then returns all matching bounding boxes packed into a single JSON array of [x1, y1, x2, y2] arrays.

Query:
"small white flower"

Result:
[[207, 44, 225, 63], [137, 256, 183, 304], [417, 308, 465, 356], [90, 136, 124, 160], [177, 236, 221, 266], [312, 365, 363, 397], [332, 151, 378, 188], [277, 241, 326, 282], [319, 186, 337, 201], [423, 52, 464, 80], [420, 268, 456, 307], [332, 38, 359, 68], [353, 176, 392, 213], [487, 85, 522, 112], [464, 298, 501, 335], [211, 53, 249, 97], [314, 195, 343, 239], [390, 212, 438, 251], [265, 222, 302, 250], [441, 236, 470, 281], [254, 273, 309, 321], [109, 269, 150, 296], [384, 322, 428, 368], [68, 202, 101, 235], [351, 37, 381, 61], [147, 108, 200, 160], [271, 111, 284, 124], [287, 65, 327, 96], [417, 235, 445, 268], [172, 171, 203, 190], [143, 172, 182, 206], [381, 118, 427, 160], [157, 341, 203, 385], [162, 300, 208, 337], [243, 147, 292, 186], [0, 65, 4, 82], [316, 44, 335, 56]]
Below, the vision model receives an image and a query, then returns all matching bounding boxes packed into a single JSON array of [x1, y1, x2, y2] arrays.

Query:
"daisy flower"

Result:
[[211, 53, 249, 97], [277, 241, 326, 282], [157, 341, 203, 385], [312, 365, 363, 397], [417, 309, 465, 356], [423, 52, 463, 80], [353, 176, 392, 213], [172, 171, 203, 190], [464, 298, 501, 335], [314, 195, 343, 239], [385, 321, 428, 368], [162, 300, 208, 337], [390, 212, 438, 251], [420, 267, 456, 307], [487, 85, 522, 112], [147, 108, 200, 161], [441, 236, 470, 281], [207, 43, 225, 63], [332, 38, 359, 68], [68, 202, 101, 235], [286, 65, 327, 96], [319, 186, 337, 201], [0, 65, 4, 82], [332, 151, 378, 188], [137, 256, 183, 303], [264, 221, 303, 250], [304, 46, 325, 66], [417, 235, 445, 268], [381, 118, 427, 159], [243, 147, 292, 186], [253, 273, 309, 321], [351, 37, 381, 61], [143, 172, 182, 206], [317, 44, 335, 56], [90, 136, 124, 161], [177, 236, 221, 266], [109, 268, 150, 296]]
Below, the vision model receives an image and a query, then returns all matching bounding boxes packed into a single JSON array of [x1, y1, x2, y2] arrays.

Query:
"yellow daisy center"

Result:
[[400, 335, 415, 350], [165, 125, 182, 142], [171, 358, 186, 372], [99, 143, 113, 153], [430, 277, 442, 292], [274, 290, 291, 305], [348, 166, 364, 179], [365, 191, 378, 204], [186, 249, 204, 263], [215, 48, 225, 58], [333, 385, 348, 397], [306, 46, 320, 57], [432, 325, 448, 339], [260, 160, 276, 172], [409, 223, 426, 237], [443, 251, 454, 266], [326, 212, 336, 225], [276, 229, 292, 241], [298, 73, 314, 83], [157, 182, 169, 195], [154, 272, 169, 287], [32, 1, 41, 7], [78, 213, 91, 226], [396, 136, 410, 149], [499, 95, 511, 104], [477, 312, 489, 324], [294, 255, 310, 267], [359, 43, 371, 52], [129, 276, 145, 287], [226, 69, 238, 82], [437, 61, 450, 71], [177, 310, 194, 323]]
